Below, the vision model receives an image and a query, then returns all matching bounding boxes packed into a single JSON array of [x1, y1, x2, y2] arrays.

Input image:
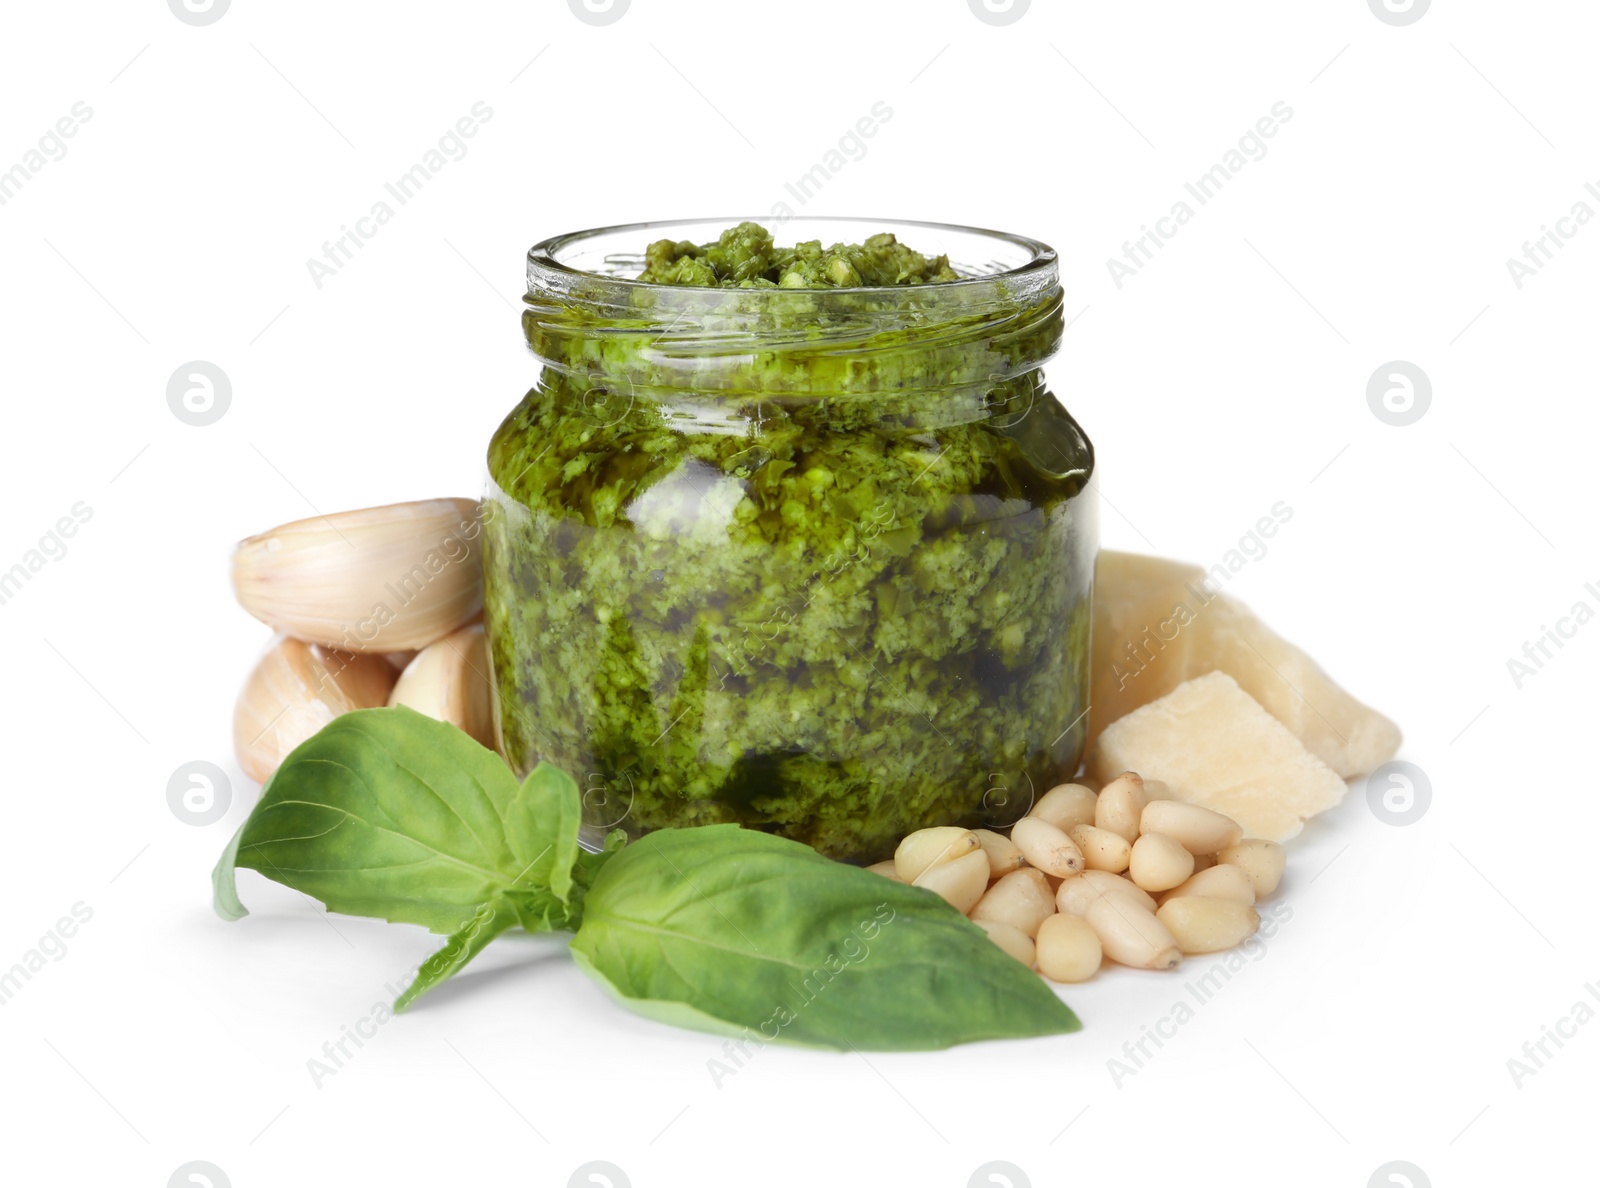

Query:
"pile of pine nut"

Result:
[[868, 772, 1285, 983]]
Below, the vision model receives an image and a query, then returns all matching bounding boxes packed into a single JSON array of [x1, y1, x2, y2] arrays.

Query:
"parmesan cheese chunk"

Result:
[[1088, 671, 1348, 842], [1090, 550, 1401, 780]]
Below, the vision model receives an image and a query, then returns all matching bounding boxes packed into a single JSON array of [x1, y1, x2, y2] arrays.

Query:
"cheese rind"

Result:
[[1090, 550, 1402, 780], [1088, 671, 1349, 842]]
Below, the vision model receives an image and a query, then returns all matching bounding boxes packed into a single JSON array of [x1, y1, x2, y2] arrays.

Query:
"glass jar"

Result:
[[483, 218, 1096, 862]]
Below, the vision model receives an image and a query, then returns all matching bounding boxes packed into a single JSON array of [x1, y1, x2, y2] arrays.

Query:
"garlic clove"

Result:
[[387, 623, 494, 748], [234, 636, 397, 784], [231, 498, 484, 652]]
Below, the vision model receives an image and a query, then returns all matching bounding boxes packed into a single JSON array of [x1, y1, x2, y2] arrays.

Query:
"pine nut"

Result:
[[1217, 839, 1286, 898], [972, 828, 1025, 879], [1035, 913, 1103, 983], [1082, 870, 1159, 912], [1069, 824, 1132, 873], [865, 860, 902, 881], [1056, 871, 1157, 917], [1156, 897, 1260, 954], [1010, 816, 1085, 877], [1085, 897, 1181, 970], [1054, 875, 1100, 917], [1139, 801, 1243, 855], [1056, 877, 1094, 922], [894, 826, 979, 883], [971, 868, 1057, 937], [973, 919, 1037, 967], [1161, 863, 1256, 906], [912, 848, 990, 914], [1128, 832, 1195, 892], [1030, 783, 1098, 832], [1095, 771, 1147, 842]]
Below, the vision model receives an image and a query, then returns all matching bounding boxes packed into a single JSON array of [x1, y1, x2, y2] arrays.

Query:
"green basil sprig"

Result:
[[214, 708, 1080, 1049]]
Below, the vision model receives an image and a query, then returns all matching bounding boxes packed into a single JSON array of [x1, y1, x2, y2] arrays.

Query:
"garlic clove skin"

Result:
[[231, 498, 484, 653], [234, 636, 397, 784], [387, 623, 494, 748]]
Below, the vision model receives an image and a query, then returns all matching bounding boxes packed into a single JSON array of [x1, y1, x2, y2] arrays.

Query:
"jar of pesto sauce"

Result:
[[484, 219, 1095, 862]]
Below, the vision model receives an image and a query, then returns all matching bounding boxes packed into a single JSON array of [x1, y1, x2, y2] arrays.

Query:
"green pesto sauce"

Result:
[[485, 224, 1093, 862], [635, 221, 961, 289]]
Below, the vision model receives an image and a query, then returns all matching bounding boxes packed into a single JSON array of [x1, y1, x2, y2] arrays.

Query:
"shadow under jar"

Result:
[[484, 218, 1096, 862]]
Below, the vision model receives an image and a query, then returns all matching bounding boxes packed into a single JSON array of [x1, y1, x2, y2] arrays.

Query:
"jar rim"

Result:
[[526, 216, 1058, 295]]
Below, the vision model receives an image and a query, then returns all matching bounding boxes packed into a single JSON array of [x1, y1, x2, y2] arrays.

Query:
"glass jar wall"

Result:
[[483, 218, 1096, 862]]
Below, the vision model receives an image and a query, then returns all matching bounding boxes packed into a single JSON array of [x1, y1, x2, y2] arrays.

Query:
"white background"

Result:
[[1, 1, 1593, 1185]]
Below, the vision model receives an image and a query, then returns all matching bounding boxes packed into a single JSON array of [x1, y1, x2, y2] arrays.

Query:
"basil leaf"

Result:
[[570, 825, 1080, 1051], [397, 827, 626, 1012], [213, 707, 617, 1011], [393, 897, 521, 1013], [213, 707, 602, 933], [503, 762, 584, 910], [211, 823, 249, 922], [213, 707, 533, 932]]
